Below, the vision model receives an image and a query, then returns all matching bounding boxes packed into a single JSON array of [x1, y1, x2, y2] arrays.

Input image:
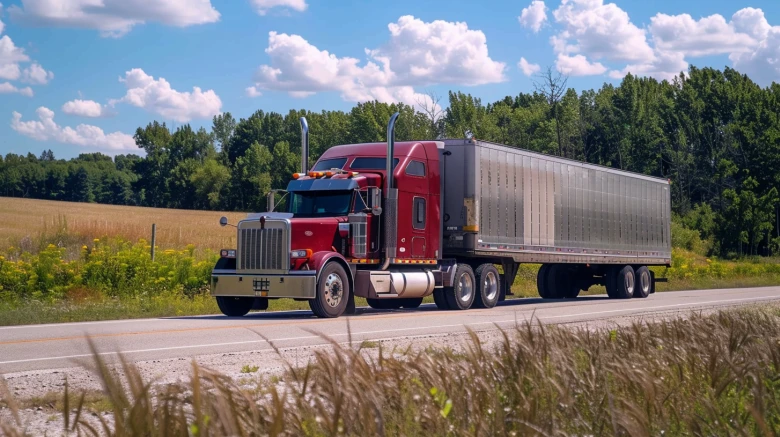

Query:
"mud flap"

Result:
[[345, 292, 356, 314]]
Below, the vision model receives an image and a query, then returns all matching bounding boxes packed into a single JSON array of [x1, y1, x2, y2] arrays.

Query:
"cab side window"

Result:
[[405, 160, 426, 177]]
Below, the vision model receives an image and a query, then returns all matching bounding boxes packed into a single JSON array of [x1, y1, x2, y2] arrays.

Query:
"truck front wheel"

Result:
[[309, 262, 350, 318], [217, 296, 254, 317], [444, 264, 476, 310]]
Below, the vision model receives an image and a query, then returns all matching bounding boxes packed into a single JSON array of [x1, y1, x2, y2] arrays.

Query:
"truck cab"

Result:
[[210, 115, 447, 318]]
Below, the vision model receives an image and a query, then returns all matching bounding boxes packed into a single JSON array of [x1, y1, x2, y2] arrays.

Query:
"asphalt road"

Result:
[[1, 286, 779, 375]]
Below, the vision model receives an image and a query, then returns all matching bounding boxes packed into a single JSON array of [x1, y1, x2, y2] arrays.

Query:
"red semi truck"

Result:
[[211, 113, 672, 318]]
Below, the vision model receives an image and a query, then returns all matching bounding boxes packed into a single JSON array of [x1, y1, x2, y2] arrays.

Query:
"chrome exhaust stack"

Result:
[[300, 116, 309, 174], [381, 112, 400, 270]]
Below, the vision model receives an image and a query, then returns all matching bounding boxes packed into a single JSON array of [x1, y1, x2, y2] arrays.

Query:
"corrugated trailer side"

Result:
[[441, 138, 672, 266]]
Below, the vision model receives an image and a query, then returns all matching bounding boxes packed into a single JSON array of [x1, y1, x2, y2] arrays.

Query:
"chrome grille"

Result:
[[238, 228, 285, 271]]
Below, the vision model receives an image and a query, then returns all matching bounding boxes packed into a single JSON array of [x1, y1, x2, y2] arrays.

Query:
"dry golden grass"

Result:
[[0, 197, 246, 252]]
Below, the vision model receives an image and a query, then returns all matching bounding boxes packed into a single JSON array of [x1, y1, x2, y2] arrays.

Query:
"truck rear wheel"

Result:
[[444, 264, 476, 310], [634, 266, 651, 298], [309, 262, 350, 318], [616, 265, 635, 299], [474, 264, 501, 308], [216, 296, 254, 317]]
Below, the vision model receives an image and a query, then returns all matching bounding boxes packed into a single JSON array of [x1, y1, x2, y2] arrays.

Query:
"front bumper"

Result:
[[210, 269, 316, 299]]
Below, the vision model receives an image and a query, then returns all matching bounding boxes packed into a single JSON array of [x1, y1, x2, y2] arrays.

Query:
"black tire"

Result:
[[563, 274, 581, 298], [605, 266, 619, 298], [252, 298, 269, 310], [444, 264, 476, 310], [544, 264, 568, 299], [616, 265, 635, 299], [474, 264, 501, 308], [216, 296, 254, 317], [433, 289, 449, 310], [537, 264, 551, 299], [366, 298, 403, 310], [634, 266, 651, 298], [309, 262, 350, 318]]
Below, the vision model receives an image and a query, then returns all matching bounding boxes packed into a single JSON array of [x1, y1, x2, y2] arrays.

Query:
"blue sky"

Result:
[[1, 0, 779, 159]]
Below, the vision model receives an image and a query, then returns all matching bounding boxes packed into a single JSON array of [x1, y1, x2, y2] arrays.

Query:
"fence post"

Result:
[[151, 223, 156, 261]]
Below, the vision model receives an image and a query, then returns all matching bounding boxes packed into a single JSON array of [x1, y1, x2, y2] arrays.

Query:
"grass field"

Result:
[[0, 197, 244, 253]]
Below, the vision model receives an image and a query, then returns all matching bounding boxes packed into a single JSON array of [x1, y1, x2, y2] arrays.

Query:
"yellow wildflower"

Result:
[[93, 238, 100, 243]]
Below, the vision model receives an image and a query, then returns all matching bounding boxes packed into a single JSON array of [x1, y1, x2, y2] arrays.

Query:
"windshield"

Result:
[[312, 158, 348, 171], [289, 190, 354, 218]]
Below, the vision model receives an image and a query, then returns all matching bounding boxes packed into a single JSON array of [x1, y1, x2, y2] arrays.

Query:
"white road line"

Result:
[[1, 293, 778, 367]]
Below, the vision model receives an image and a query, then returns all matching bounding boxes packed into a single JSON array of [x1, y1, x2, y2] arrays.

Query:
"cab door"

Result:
[[399, 159, 428, 259]]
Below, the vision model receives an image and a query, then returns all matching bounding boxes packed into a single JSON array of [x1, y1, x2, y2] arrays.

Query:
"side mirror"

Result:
[[219, 216, 228, 227]]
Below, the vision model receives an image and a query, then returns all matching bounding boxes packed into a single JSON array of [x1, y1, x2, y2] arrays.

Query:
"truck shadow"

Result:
[[170, 295, 611, 320]]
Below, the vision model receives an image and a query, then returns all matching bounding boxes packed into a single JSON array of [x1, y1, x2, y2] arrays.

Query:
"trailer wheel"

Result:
[[444, 264, 476, 310], [634, 266, 651, 298], [433, 289, 449, 310], [309, 262, 350, 318], [474, 264, 501, 308], [537, 264, 551, 299], [366, 298, 402, 310], [616, 265, 635, 299], [216, 296, 254, 317], [544, 264, 569, 299]]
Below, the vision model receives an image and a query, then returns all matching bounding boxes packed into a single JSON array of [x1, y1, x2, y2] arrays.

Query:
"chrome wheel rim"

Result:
[[625, 271, 634, 294], [484, 271, 498, 301], [324, 273, 343, 307], [459, 272, 473, 302], [640, 271, 650, 292]]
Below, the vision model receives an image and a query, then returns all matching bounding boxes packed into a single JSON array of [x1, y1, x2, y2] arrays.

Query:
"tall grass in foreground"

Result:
[[2, 307, 779, 436]]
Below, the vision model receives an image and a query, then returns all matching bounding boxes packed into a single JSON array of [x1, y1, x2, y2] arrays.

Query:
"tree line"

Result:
[[2, 65, 779, 257]]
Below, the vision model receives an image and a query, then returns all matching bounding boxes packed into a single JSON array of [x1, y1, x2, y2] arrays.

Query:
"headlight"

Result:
[[220, 249, 236, 258], [291, 249, 312, 258]]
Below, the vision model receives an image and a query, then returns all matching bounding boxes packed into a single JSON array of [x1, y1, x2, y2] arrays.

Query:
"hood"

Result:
[[289, 217, 349, 255]]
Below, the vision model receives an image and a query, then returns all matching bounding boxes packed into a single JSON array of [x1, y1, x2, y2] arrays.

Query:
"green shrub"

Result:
[[0, 238, 217, 302]]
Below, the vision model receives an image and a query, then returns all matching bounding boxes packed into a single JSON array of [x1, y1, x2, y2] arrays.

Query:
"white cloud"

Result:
[[250, 16, 506, 106], [62, 99, 110, 117], [110, 68, 222, 122], [519, 1, 548, 33], [555, 53, 607, 76], [608, 51, 688, 81], [21, 62, 54, 84], [250, 0, 306, 16], [0, 35, 29, 80], [730, 26, 780, 86], [11, 107, 136, 152], [552, 0, 654, 64], [245, 86, 262, 97], [0, 8, 54, 86], [649, 12, 758, 57], [0, 81, 33, 96], [8, 0, 220, 38], [518, 57, 541, 76]]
